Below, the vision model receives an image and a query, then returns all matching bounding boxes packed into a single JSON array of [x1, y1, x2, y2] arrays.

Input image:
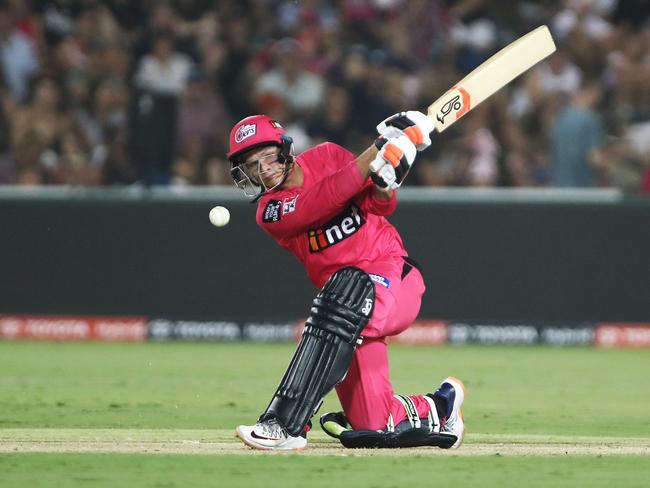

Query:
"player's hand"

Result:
[[370, 134, 417, 191], [376, 111, 434, 151]]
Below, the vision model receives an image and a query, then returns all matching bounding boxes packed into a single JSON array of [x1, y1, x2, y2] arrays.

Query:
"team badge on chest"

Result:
[[283, 196, 298, 215]]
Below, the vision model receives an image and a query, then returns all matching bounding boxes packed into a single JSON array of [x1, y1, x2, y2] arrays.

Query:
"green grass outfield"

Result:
[[1, 341, 649, 487]]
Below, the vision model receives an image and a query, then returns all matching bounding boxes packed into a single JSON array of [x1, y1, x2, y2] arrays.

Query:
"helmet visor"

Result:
[[231, 150, 288, 196], [230, 165, 260, 197]]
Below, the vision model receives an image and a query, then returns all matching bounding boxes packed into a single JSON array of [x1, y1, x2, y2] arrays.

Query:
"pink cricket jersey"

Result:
[[256, 142, 408, 288]]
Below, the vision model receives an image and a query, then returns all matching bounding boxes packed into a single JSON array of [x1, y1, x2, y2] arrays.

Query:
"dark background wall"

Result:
[[1, 188, 648, 322]]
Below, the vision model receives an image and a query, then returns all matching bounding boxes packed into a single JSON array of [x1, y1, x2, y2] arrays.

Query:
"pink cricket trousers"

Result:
[[335, 257, 432, 430]]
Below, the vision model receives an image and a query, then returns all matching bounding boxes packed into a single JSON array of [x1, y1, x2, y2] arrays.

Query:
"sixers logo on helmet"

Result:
[[227, 114, 292, 165], [235, 123, 257, 143]]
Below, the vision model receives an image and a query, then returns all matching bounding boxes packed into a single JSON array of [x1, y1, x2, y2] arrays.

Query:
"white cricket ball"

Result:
[[209, 206, 230, 227]]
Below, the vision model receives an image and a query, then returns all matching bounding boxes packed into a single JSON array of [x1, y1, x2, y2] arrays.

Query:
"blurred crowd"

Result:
[[0, 0, 648, 191]]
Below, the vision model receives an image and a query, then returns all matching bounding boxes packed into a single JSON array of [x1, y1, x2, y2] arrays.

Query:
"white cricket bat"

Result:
[[428, 25, 556, 132]]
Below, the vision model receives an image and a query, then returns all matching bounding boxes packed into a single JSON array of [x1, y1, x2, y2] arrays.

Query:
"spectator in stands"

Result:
[[176, 67, 231, 185], [102, 125, 135, 185], [307, 85, 353, 147], [550, 80, 604, 187], [0, 90, 15, 183], [0, 3, 38, 103], [135, 30, 193, 96], [13, 127, 48, 184], [49, 127, 101, 186], [8, 77, 71, 171], [254, 38, 324, 117], [0, 1, 647, 191], [130, 30, 193, 185]]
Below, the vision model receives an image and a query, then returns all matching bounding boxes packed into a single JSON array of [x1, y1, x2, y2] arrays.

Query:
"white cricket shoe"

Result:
[[432, 376, 466, 448], [236, 418, 307, 451]]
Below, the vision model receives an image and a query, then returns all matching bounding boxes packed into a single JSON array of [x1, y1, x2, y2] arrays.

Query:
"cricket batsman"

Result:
[[227, 112, 465, 450]]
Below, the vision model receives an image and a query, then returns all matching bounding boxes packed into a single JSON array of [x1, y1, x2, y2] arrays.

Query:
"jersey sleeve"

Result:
[[257, 142, 367, 238], [354, 183, 397, 216]]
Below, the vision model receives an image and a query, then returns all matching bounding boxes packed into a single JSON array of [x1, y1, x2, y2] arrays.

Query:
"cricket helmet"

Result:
[[227, 115, 293, 164], [227, 115, 294, 198]]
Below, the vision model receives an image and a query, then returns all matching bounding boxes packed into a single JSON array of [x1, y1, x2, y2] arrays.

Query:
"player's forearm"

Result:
[[356, 145, 394, 199], [353, 144, 394, 199], [355, 145, 379, 179], [372, 185, 394, 200]]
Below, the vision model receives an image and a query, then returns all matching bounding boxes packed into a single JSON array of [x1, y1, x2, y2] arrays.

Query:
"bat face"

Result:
[[427, 25, 556, 133]]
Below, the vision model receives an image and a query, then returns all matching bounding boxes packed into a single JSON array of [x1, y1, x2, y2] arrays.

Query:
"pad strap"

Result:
[[423, 394, 441, 433], [394, 395, 421, 430]]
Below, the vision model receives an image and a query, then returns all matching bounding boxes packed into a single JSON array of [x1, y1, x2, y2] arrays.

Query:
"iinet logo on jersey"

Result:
[[308, 205, 366, 253]]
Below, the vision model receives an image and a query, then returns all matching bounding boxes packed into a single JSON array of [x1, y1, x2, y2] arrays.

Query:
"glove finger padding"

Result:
[[377, 110, 434, 151], [371, 134, 416, 190]]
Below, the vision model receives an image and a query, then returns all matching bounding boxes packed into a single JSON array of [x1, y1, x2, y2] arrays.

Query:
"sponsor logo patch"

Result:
[[307, 204, 365, 253], [235, 123, 256, 143], [263, 200, 282, 223], [283, 196, 298, 215], [369, 273, 391, 288]]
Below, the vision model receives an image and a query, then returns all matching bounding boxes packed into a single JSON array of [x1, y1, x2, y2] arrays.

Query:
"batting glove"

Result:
[[370, 134, 417, 191], [377, 110, 435, 151]]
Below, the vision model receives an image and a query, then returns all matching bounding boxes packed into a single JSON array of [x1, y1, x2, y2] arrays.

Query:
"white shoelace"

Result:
[[258, 419, 287, 439], [441, 409, 460, 433]]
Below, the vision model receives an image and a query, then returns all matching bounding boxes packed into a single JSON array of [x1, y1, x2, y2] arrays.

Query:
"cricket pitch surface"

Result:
[[2, 429, 649, 456]]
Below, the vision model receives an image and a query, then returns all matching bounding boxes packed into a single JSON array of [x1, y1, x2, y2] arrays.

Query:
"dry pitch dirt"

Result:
[[1, 430, 649, 456]]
